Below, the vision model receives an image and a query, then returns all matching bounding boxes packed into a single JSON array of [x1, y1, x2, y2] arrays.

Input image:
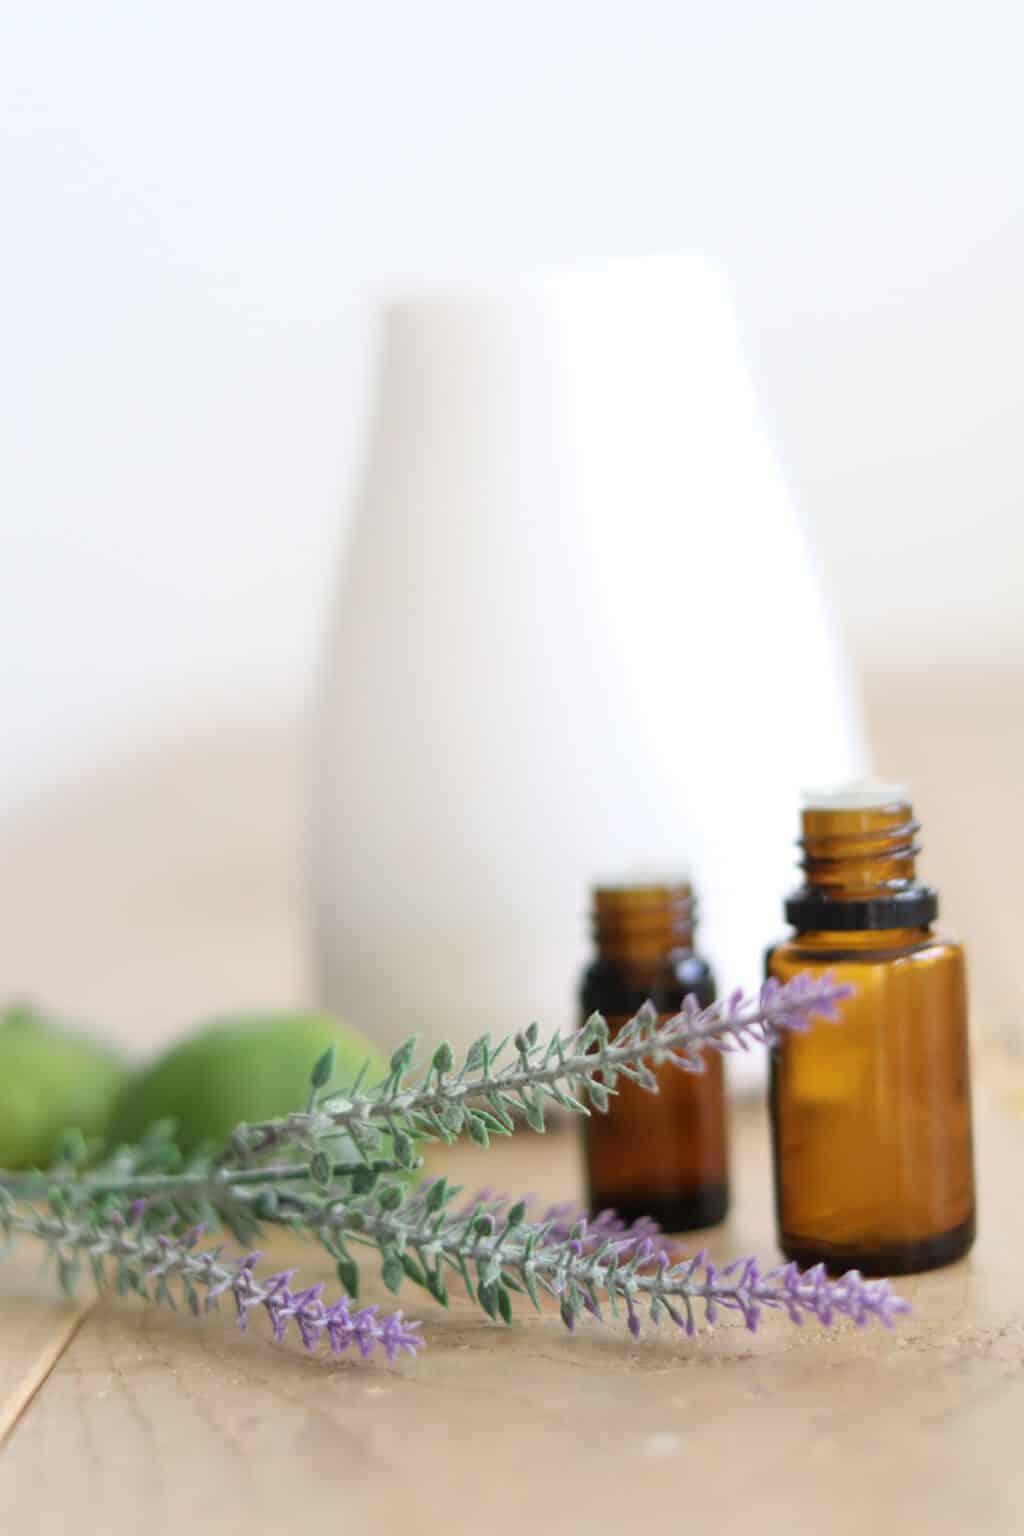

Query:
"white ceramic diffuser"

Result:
[[313, 254, 866, 1090]]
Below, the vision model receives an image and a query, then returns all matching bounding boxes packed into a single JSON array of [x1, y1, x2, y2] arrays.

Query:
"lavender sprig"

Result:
[[0, 971, 906, 1358], [226, 972, 853, 1167], [2, 975, 848, 1263], [301, 1180, 908, 1337], [1, 1198, 421, 1362]]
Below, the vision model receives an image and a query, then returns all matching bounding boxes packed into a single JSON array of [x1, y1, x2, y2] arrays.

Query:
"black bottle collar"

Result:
[[784, 886, 939, 932]]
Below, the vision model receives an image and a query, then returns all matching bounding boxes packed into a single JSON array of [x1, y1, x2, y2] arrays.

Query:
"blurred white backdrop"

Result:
[[2, 1, 1022, 1042]]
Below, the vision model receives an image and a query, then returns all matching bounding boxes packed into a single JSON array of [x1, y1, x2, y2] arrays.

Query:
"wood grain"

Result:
[[0, 1264, 92, 1442], [1, 673, 1022, 1531], [2, 1092, 1022, 1536]]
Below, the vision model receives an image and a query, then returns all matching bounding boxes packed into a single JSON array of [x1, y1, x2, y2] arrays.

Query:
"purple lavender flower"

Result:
[[196, 1249, 423, 1361], [547, 1225, 909, 1338], [5, 1207, 424, 1364], [663, 1251, 909, 1334], [397, 1184, 907, 1343]]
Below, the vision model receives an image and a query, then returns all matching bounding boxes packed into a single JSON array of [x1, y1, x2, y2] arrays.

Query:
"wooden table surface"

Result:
[[3, 1068, 1022, 1536], [2, 676, 1022, 1532]]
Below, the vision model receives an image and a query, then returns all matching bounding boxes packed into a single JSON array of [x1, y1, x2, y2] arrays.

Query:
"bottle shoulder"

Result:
[[581, 952, 715, 1015], [769, 927, 964, 969]]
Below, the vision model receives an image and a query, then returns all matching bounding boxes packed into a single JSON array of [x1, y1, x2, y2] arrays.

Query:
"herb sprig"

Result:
[[0, 973, 909, 1361]]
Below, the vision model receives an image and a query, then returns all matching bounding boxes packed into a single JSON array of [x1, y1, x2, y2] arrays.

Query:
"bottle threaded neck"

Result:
[[800, 800, 920, 898], [785, 788, 937, 932], [592, 881, 695, 960]]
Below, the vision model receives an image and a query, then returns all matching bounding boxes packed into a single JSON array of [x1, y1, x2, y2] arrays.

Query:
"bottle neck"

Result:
[[786, 801, 938, 933], [592, 882, 695, 967], [800, 802, 919, 899]]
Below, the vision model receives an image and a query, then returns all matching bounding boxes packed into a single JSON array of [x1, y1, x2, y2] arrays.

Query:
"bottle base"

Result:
[[590, 1183, 729, 1234], [779, 1209, 976, 1277]]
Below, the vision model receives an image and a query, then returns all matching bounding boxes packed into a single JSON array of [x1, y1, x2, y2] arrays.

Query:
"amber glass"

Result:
[[769, 798, 975, 1275], [580, 882, 728, 1231]]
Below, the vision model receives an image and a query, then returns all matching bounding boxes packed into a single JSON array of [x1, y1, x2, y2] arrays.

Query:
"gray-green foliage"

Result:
[[0, 976, 908, 1348]]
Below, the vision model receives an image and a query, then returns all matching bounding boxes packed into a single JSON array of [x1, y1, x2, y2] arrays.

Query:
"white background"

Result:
[[3, 0, 1022, 814], [2, 3, 1023, 1053]]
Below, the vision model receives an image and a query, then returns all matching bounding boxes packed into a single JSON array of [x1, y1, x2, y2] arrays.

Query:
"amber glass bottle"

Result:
[[580, 881, 728, 1231], [768, 784, 975, 1276]]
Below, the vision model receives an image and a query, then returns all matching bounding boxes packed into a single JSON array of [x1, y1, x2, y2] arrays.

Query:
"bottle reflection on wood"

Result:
[[580, 881, 728, 1232]]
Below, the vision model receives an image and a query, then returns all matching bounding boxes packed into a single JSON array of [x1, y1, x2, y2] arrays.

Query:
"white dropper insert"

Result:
[[592, 863, 692, 890], [800, 778, 911, 811]]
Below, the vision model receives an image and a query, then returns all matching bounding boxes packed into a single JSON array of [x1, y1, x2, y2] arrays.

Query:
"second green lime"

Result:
[[109, 1012, 389, 1154]]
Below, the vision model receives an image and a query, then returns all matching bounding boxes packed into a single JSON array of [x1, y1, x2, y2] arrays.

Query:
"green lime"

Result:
[[108, 1012, 389, 1156], [0, 1004, 130, 1168]]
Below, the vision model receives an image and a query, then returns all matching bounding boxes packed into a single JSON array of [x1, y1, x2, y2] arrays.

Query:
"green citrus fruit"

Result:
[[0, 1004, 130, 1168], [108, 1011, 389, 1156]]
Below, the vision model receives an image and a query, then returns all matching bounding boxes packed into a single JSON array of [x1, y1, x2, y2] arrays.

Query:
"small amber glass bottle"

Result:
[[580, 880, 728, 1231], [768, 783, 976, 1276]]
